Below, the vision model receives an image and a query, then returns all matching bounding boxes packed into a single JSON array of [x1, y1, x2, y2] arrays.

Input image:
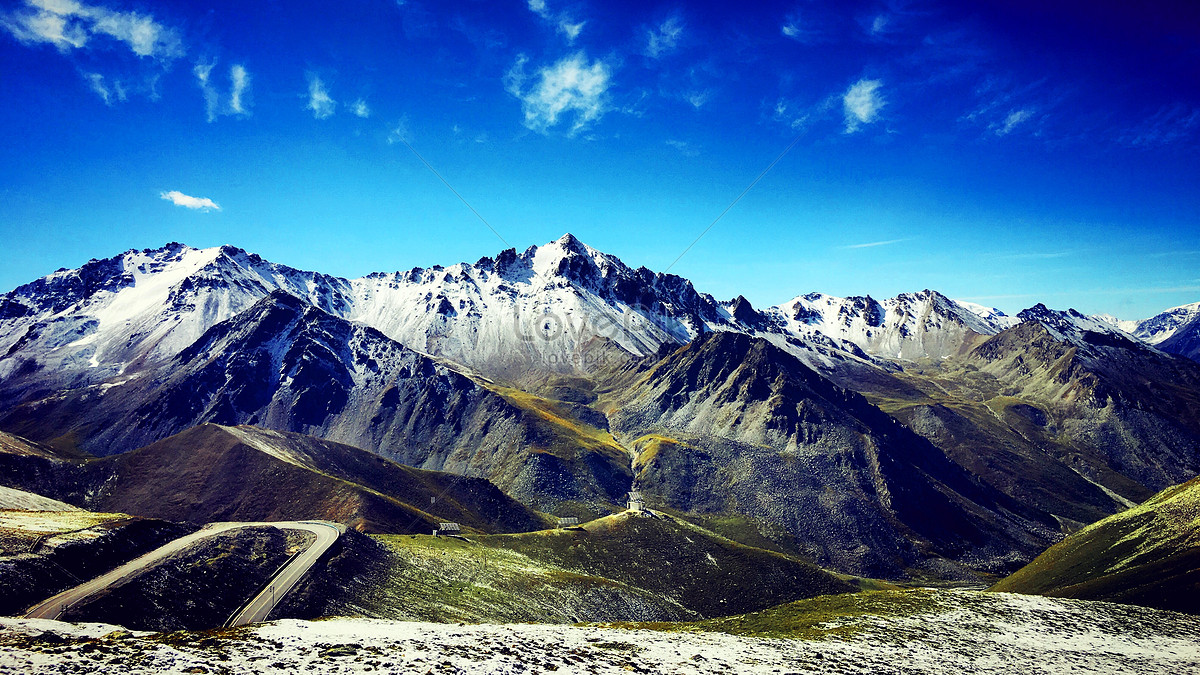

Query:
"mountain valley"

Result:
[[1, 234, 1199, 640]]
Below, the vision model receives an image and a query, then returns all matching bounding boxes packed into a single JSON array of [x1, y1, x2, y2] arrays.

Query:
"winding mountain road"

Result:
[[24, 521, 343, 625], [225, 521, 343, 626]]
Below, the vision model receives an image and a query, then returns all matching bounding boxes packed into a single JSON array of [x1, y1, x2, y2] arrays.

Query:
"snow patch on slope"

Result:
[[0, 486, 80, 512], [221, 426, 324, 473], [1, 590, 1198, 674], [762, 290, 1008, 361], [1131, 302, 1200, 345], [5, 237, 1197, 394]]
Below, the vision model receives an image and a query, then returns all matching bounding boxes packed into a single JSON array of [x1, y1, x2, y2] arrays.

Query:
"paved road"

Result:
[[24, 521, 343, 624], [225, 521, 343, 626]]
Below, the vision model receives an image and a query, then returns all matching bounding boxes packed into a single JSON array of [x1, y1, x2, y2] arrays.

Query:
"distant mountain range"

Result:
[[1, 234, 1198, 581]]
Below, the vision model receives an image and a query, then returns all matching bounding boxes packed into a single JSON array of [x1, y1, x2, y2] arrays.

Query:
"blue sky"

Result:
[[1, 0, 1198, 319]]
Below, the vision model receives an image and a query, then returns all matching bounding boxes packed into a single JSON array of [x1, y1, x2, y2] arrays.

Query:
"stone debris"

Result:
[[0, 591, 1198, 674]]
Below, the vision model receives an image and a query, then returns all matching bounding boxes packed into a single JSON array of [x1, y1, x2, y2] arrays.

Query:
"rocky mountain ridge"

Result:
[[4, 235, 1193, 402], [2, 235, 1199, 582]]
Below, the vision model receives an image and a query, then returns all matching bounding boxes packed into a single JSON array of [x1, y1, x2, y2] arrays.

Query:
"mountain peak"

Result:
[[528, 233, 611, 282], [728, 295, 761, 326], [1014, 303, 1146, 354], [555, 232, 586, 252]]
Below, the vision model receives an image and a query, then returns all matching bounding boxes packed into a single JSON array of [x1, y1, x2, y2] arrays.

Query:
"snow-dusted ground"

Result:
[[0, 489, 80, 513], [1, 590, 1197, 674]]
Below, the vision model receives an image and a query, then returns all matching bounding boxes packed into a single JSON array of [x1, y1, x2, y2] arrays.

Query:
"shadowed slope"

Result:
[[0, 291, 633, 515], [606, 331, 1058, 579], [992, 474, 1200, 614], [1, 423, 546, 534]]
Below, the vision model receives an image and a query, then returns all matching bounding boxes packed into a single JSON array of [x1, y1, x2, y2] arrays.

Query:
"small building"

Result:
[[434, 522, 460, 536], [557, 517, 579, 529], [627, 491, 644, 513]]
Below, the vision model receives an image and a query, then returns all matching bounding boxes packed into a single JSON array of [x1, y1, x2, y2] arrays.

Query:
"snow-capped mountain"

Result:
[[1014, 304, 1148, 352], [1089, 313, 1140, 335], [757, 289, 1016, 361], [0, 243, 352, 402], [4, 235, 1200, 581], [0, 290, 635, 509], [2, 234, 1197, 406], [338, 233, 749, 379], [1088, 303, 1200, 362], [1092, 302, 1198, 344], [1129, 302, 1200, 361], [956, 300, 1022, 329], [0, 235, 760, 394]]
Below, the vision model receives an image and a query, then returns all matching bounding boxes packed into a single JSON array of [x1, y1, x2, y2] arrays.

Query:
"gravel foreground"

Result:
[[1, 591, 1198, 674]]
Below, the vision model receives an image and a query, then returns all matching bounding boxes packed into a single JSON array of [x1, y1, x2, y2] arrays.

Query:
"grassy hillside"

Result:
[[867, 368, 1136, 527], [0, 430, 88, 461], [280, 510, 859, 624], [2, 424, 547, 535], [356, 531, 695, 623], [476, 511, 857, 617], [991, 475, 1200, 614], [603, 331, 1061, 580], [61, 526, 310, 631], [482, 384, 633, 519], [612, 588, 945, 640]]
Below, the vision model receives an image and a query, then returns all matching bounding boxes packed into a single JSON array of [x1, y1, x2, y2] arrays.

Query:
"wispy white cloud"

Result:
[[957, 293, 1039, 302], [1119, 285, 1200, 295], [502, 54, 529, 97], [352, 98, 371, 118], [386, 118, 411, 145], [1000, 251, 1071, 260], [160, 190, 220, 211], [505, 52, 611, 135], [194, 60, 218, 122], [84, 71, 109, 104], [843, 78, 884, 133], [527, 0, 585, 43], [771, 97, 814, 131], [841, 238, 908, 249], [1149, 250, 1200, 258], [229, 64, 250, 116], [964, 77, 1070, 142], [646, 16, 683, 58], [195, 61, 251, 122], [871, 14, 890, 35], [451, 124, 488, 144], [685, 90, 710, 109], [1, 0, 182, 60], [307, 74, 336, 120], [559, 19, 584, 41], [665, 139, 699, 157], [993, 108, 1034, 136], [781, 9, 834, 43], [780, 14, 819, 43], [1030, 285, 1200, 298], [82, 71, 125, 105], [1119, 103, 1200, 148]]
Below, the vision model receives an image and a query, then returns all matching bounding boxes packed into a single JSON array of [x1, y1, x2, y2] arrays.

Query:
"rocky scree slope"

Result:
[[962, 309, 1200, 501], [605, 331, 1060, 579], [0, 292, 634, 515]]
